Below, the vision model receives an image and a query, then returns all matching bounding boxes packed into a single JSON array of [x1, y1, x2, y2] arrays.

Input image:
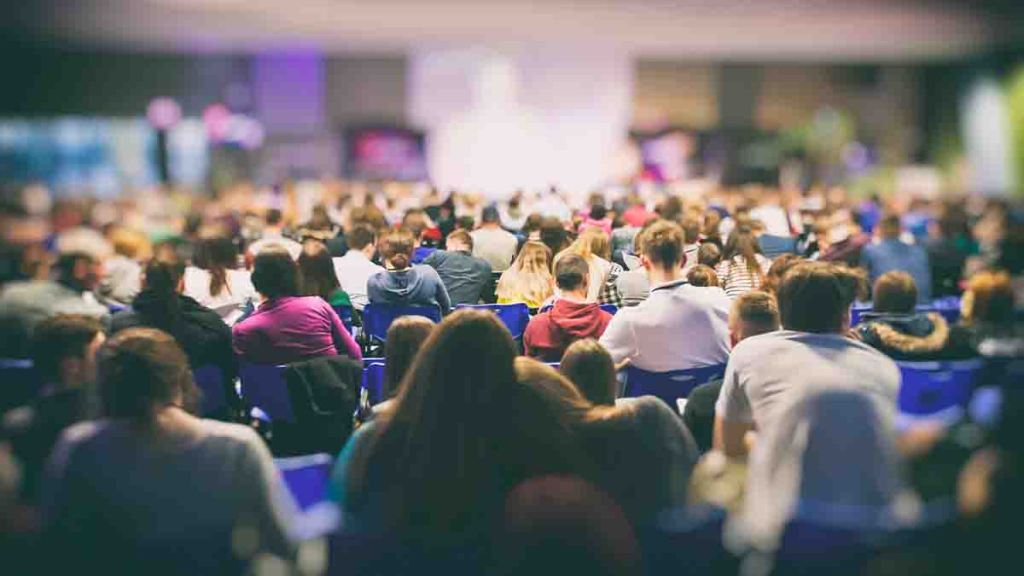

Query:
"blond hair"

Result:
[[496, 242, 554, 308]]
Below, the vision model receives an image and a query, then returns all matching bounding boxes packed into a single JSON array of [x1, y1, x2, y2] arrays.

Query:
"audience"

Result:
[[856, 271, 968, 360], [471, 206, 518, 272], [41, 328, 296, 572], [247, 208, 302, 260], [560, 338, 617, 406], [368, 230, 452, 314], [2, 315, 104, 502], [715, 230, 770, 298], [423, 230, 493, 306], [697, 241, 722, 268], [496, 241, 554, 309], [762, 253, 803, 294], [183, 236, 256, 325], [233, 248, 361, 364], [714, 262, 901, 458], [862, 213, 932, 303], [600, 221, 731, 372], [331, 224, 384, 311], [297, 239, 352, 308], [524, 255, 613, 361]]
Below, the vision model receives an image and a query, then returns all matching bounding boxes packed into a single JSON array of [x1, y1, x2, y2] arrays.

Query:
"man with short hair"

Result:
[[2, 314, 105, 501], [471, 206, 518, 272], [332, 224, 384, 311], [524, 255, 613, 361], [713, 262, 900, 457], [861, 213, 931, 303], [600, 221, 731, 372], [247, 209, 303, 260], [423, 230, 493, 306], [684, 291, 780, 452]]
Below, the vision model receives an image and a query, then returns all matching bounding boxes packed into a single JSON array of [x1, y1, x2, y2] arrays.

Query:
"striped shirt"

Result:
[[715, 255, 770, 298]]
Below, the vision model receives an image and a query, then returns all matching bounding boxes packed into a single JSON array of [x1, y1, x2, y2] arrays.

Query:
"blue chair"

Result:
[[362, 362, 387, 405], [622, 364, 727, 406], [192, 365, 228, 417], [275, 453, 333, 511], [239, 363, 294, 423], [897, 359, 983, 416], [850, 302, 872, 326], [332, 304, 355, 335], [925, 296, 961, 325], [362, 304, 442, 343], [455, 303, 530, 338], [599, 304, 618, 315], [0, 359, 42, 413]]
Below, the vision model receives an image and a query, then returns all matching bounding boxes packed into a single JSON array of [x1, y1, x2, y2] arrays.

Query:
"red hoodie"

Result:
[[523, 300, 614, 362]]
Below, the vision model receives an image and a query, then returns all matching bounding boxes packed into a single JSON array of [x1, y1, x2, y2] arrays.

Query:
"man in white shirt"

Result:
[[713, 261, 900, 457], [471, 206, 518, 272], [332, 224, 384, 311], [600, 220, 731, 372], [247, 209, 302, 260]]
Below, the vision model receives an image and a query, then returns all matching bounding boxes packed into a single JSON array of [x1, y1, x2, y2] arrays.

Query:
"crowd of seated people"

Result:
[[0, 178, 1022, 574]]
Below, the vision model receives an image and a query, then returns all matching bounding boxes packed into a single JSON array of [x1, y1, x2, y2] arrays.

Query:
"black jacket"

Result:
[[856, 311, 974, 361], [280, 354, 362, 456]]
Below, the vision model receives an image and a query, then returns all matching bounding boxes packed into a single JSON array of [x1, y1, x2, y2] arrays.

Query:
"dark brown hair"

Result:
[[384, 316, 435, 399], [31, 314, 104, 383], [732, 291, 781, 334], [777, 262, 854, 334], [764, 254, 803, 294], [345, 224, 376, 251], [446, 229, 474, 251], [554, 254, 589, 291], [641, 220, 685, 270], [97, 327, 199, 421], [686, 264, 719, 287], [966, 270, 1015, 325], [297, 240, 340, 301], [251, 247, 300, 299], [722, 230, 764, 279], [380, 230, 415, 270], [193, 236, 237, 297]]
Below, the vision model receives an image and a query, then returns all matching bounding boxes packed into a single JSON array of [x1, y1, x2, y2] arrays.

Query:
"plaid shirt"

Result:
[[598, 263, 625, 308]]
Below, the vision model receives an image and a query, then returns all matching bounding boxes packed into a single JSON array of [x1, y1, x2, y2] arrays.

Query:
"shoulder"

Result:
[[731, 330, 784, 360], [49, 420, 108, 472]]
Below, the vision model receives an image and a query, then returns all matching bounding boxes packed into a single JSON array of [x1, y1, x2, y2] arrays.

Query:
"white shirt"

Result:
[[182, 266, 257, 325], [333, 251, 384, 311], [599, 279, 731, 372], [248, 232, 303, 260], [471, 226, 519, 272], [715, 330, 900, 432]]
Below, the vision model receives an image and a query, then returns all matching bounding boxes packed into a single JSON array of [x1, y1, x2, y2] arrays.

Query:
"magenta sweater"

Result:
[[232, 296, 362, 365]]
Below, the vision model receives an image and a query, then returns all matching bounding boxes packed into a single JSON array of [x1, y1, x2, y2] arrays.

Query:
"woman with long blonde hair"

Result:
[[553, 228, 617, 302], [496, 241, 555, 309]]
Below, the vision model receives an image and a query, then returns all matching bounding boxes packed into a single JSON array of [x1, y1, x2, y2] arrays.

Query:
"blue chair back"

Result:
[[0, 359, 42, 413], [362, 362, 387, 405], [332, 304, 354, 334], [623, 364, 726, 406], [454, 303, 530, 338], [362, 304, 441, 342], [852, 298, 961, 327], [275, 453, 332, 511], [239, 363, 294, 422], [850, 303, 872, 327], [897, 359, 983, 416], [599, 304, 618, 315], [192, 365, 228, 417]]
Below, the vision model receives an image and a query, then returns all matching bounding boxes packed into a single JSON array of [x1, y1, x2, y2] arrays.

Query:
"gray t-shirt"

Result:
[[715, 330, 900, 432], [42, 418, 296, 572]]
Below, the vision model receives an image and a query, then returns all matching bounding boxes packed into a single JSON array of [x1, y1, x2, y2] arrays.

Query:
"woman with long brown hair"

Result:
[[184, 235, 256, 325], [715, 230, 770, 298], [297, 239, 351, 308]]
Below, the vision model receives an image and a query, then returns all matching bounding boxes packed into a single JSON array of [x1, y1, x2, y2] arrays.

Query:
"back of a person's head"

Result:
[[265, 208, 284, 227], [109, 227, 150, 260], [732, 291, 781, 337], [402, 210, 428, 239], [251, 247, 299, 299], [345, 224, 376, 251], [447, 229, 474, 251], [55, 251, 94, 288], [964, 269, 1015, 325], [380, 230, 415, 269], [640, 220, 685, 270], [384, 316, 435, 399], [97, 327, 198, 421], [482, 205, 501, 224], [589, 204, 608, 221], [540, 217, 569, 255], [777, 262, 853, 334], [514, 241, 552, 273], [194, 235, 237, 296], [554, 254, 589, 292], [31, 314, 104, 384], [878, 213, 902, 239], [686, 264, 719, 287], [579, 228, 611, 260], [872, 271, 917, 314], [494, 475, 641, 576], [680, 216, 701, 244], [764, 254, 803, 294], [523, 213, 544, 234], [297, 240, 339, 300], [723, 230, 764, 274], [560, 339, 617, 406], [697, 242, 721, 268]]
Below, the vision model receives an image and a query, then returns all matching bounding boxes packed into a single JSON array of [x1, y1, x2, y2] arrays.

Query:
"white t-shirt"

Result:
[[332, 251, 385, 311], [183, 266, 257, 325], [715, 330, 900, 432], [471, 227, 519, 272]]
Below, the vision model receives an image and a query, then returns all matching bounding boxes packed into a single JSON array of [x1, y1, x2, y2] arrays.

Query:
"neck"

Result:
[[647, 266, 683, 286], [560, 290, 589, 303]]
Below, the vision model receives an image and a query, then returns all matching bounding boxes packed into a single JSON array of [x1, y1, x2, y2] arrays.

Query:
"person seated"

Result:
[[553, 228, 617, 302], [183, 236, 257, 325], [684, 291, 779, 453], [686, 264, 719, 287], [715, 230, 770, 298], [371, 316, 435, 416], [0, 252, 109, 357], [423, 230, 493, 306], [297, 239, 352, 308], [559, 338, 617, 406], [855, 271, 966, 361], [600, 221, 731, 373], [496, 241, 554, 309], [578, 203, 613, 236], [41, 328, 296, 573], [697, 241, 722, 269], [2, 315, 104, 503], [101, 227, 149, 305], [714, 262, 900, 458], [111, 258, 236, 392], [471, 206, 518, 272], [367, 230, 452, 315], [332, 224, 384, 312], [233, 248, 361, 365], [861, 213, 932, 303], [524, 255, 613, 362], [762, 253, 803, 294], [401, 210, 437, 265], [614, 219, 657, 308], [246, 208, 302, 260], [949, 269, 1023, 358]]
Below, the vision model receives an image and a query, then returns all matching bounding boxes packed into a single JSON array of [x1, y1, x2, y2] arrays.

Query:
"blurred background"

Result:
[[1, 0, 1023, 200]]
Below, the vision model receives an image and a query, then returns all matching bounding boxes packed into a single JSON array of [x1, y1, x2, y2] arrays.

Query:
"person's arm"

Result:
[[239, 428, 298, 559], [712, 359, 755, 458], [598, 314, 636, 365], [432, 269, 452, 315], [327, 302, 362, 361]]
